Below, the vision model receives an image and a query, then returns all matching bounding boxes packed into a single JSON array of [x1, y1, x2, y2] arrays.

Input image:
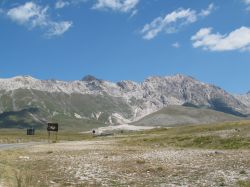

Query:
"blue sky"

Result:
[[0, 0, 250, 93]]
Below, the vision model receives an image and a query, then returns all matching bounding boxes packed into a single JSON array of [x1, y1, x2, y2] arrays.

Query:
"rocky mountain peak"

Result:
[[172, 74, 189, 79], [144, 76, 164, 83], [0, 75, 39, 87], [117, 80, 138, 90], [12, 75, 37, 81], [81, 75, 101, 82], [0, 74, 250, 127], [144, 74, 197, 84], [168, 74, 198, 82]]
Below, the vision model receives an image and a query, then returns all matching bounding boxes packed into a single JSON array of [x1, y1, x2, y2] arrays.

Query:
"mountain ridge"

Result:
[[0, 74, 248, 95], [0, 74, 249, 129]]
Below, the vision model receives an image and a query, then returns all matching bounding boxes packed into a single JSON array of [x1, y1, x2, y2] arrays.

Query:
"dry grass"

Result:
[[0, 121, 250, 186], [121, 120, 250, 149], [1, 142, 250, 186], [0, 129, 94, 144], [237, 180, 250, 187]]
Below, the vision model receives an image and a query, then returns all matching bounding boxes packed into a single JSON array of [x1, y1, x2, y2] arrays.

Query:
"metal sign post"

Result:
[[27, 128, 35, 135], [48, 130, 50, 143], [47, 123, 59, 143]]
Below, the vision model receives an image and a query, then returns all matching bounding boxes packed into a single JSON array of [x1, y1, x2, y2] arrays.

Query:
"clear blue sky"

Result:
[[0, 0, 250, 93]]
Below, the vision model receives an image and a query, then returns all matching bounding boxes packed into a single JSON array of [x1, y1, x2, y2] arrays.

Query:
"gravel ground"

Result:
[[23, 140, 250, 187]]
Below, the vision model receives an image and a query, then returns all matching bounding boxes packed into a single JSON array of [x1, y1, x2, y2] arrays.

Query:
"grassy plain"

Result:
[[0, 120, 250, 186]]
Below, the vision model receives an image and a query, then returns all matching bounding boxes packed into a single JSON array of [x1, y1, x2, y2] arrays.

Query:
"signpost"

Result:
[[47, 123, 58, 143], [27, 128, 35, 135]]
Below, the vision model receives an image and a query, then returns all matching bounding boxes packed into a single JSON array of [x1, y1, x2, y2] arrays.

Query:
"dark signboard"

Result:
[[27, 128, 35, 135], [47, 123, 58, 132]]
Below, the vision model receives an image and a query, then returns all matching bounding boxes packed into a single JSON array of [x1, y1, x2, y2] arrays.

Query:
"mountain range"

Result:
[[0, 74, 249, 130]]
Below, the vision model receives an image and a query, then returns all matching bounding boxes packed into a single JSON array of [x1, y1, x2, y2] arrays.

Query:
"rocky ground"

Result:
[[1, 139, 249, 187], [1, 121, 250, 186]]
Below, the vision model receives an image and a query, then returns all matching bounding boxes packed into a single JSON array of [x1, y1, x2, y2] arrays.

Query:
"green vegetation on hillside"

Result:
[[132, 105, 242, 127], [0, 89, 133, 130], [124, 120, 250, 149], [0, 108, 44, 129]]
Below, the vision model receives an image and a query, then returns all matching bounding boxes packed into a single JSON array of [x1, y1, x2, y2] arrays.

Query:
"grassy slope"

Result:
[[132, 105, 242, 127], [0, 108, 44, 129], [0, 120, 249, 148], [0, 89, 133, 130], [123, 120, 250, 149], [0, 108, 106, 131]]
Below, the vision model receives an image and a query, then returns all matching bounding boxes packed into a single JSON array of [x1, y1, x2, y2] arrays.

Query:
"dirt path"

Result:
[[0, 142, 42, 151]]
